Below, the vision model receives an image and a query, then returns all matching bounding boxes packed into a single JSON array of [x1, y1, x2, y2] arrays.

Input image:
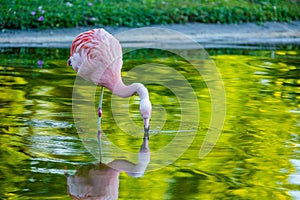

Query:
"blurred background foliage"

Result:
[[1, 0, 300, 29]]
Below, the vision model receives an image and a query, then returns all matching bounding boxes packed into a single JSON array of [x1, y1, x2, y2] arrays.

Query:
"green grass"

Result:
[[1, 0, 300, 29]]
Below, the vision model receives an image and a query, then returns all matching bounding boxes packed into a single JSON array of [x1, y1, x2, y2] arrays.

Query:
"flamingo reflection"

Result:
[[66, 138, 150, 199]]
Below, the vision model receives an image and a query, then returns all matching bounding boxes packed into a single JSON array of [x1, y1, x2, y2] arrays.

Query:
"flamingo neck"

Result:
[[112, 80, 148, 100], [111, 80, 151, 130]]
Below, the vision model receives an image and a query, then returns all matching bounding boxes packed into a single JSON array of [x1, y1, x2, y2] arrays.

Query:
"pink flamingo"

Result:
[[67, 28, 151, 140]]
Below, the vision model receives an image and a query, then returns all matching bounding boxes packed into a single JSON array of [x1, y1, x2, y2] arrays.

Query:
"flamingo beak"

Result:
[[143, 117, 150, 139], [144, 125, 149, 140]]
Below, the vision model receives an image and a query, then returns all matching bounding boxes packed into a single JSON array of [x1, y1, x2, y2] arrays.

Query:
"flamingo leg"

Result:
[[97, 86, 105, 163]]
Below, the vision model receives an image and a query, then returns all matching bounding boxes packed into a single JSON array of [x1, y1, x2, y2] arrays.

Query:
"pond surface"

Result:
[[0, 46, 300, 199]]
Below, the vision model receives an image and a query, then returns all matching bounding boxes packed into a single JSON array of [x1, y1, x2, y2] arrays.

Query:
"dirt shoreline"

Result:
[[0, 21, 300, 49]]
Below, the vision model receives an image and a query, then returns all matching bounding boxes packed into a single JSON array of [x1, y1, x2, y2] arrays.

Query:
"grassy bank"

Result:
[[1, 0, 300, 29]]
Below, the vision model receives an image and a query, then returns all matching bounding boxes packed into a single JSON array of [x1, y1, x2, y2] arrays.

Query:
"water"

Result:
[[0, 46, 299, 199]]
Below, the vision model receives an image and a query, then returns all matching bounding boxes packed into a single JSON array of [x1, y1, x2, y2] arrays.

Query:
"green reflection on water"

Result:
[[0, 47, 299, 199]]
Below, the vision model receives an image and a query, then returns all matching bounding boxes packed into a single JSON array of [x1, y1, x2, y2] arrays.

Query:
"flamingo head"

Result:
[[135, 84, 151, 138], [140, 98, 151, 138]]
